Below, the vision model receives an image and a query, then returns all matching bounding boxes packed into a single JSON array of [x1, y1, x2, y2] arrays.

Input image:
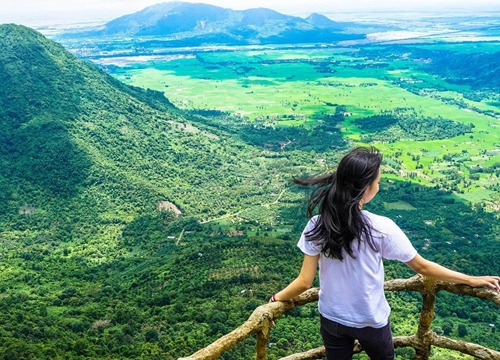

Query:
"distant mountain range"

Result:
[[57, 1, 369, 45]]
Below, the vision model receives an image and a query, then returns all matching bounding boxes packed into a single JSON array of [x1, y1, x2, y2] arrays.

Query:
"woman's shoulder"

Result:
[[304, 215, 321, 230], [362, 210, 398, 228], [363, 211, 408, 240], [310, 215, 321, 222]]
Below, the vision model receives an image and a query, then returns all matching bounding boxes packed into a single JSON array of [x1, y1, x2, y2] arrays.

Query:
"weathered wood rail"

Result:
[[179, 275, 500, 360]]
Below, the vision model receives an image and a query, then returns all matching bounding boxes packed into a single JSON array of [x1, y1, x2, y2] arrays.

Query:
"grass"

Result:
[[109, 46, 500, 206], [384, 201, 418, 211]]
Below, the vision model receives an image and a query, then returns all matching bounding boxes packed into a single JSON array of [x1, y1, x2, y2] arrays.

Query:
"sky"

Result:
[[1, 0, 499, 26]]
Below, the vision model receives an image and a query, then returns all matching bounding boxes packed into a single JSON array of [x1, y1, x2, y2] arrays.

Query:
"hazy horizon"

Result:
[[2, 0, 500, 27]]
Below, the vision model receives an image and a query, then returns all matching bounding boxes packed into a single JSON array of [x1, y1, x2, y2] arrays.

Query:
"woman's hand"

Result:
[[268, 254, 319, 328], [268, 294, 277, 327], [467, 276, 500, 291]]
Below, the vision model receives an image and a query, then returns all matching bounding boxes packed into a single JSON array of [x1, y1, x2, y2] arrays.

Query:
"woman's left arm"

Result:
[[406, 254, 500, 291], [273, 254, 320, 301]]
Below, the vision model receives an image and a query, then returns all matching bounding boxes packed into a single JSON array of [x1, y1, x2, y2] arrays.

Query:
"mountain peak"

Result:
[[0, 24, 83, 120], [305, 13, 343, 29], [0, 24, 175, 197]]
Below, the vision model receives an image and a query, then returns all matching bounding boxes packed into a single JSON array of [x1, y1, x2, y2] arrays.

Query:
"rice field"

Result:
[[107, 44, 500, 205]]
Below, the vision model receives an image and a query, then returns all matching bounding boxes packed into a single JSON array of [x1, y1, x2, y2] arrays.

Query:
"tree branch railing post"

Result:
[[414, 277, 437, 360], [179, 275, 500, 360], [256, 327, 270, 360]]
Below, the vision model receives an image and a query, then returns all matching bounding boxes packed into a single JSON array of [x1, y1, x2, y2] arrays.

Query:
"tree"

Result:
[[144, 329, 159, 342], [277, 338, 289, 350], [442, 321, 453, 336], [458, 324, 468, 337]]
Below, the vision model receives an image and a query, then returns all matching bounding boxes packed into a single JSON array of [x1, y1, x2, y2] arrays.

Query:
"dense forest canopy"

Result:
[[0, 22, 499, 359]]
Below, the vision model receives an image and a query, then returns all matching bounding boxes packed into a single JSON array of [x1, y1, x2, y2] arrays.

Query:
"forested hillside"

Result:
[[0, 24, 499, 359], [0, 24, 305, 228], [0, 24, 327, 359]]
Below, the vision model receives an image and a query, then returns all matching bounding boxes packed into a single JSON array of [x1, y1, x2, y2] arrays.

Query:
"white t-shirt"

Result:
[[298, 211, 417, 328]]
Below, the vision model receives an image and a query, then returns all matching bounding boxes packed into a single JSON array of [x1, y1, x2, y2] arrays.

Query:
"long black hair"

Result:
[[293, 146, 382, 260]]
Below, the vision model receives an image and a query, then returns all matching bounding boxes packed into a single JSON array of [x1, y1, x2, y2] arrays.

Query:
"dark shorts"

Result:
[[320, 315, 394, 360]]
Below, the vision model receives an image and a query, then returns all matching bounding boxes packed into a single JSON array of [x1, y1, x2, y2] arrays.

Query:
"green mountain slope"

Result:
[[1, 24, 277, 225], [0, 24, 329, 359], [0, 24, 177, 200]]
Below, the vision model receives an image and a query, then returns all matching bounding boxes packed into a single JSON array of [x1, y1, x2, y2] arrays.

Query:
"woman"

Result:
[[270, 146, 500, 360]]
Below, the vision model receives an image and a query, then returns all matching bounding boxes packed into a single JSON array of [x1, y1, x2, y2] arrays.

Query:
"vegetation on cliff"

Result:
[[0, 24, 498, 359]]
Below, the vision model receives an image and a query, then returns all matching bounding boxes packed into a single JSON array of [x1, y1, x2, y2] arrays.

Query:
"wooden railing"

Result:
[[179, 275, 500, 360]]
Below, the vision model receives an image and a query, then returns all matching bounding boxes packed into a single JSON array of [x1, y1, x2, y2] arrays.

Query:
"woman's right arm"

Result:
[[273, 254, 320, 301], [405, 254, 500, 291]]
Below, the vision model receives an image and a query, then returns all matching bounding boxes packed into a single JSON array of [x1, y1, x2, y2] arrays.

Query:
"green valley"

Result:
[[107, 43, 500, 208], [0, 9, 500, 359]]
